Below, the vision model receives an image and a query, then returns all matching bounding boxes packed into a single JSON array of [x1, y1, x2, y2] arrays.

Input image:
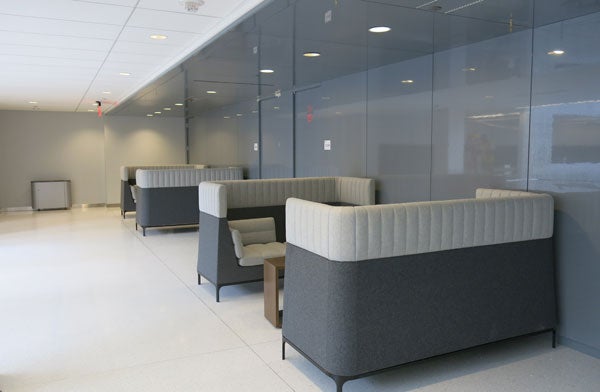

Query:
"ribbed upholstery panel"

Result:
[[335, 177, 376, 206], [198, 182, 227, 218], [136, 167, 242, 188], [286, 189, 554, 262], [120, 164, 206, 181], [476, 188, 535, 199], [198, 177, 375, 220], [224, 177, 337, 208]]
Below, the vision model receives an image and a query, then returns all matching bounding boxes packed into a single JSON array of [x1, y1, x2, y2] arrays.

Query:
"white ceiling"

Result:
[[0, 0, 266, 113]]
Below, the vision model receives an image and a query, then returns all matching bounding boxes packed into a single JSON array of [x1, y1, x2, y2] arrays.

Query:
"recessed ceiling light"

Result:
[[102, 91, 111, 94], [163, 108, 171, 111], [147, 114, 154, 117], [154, 111, 161, 114], [119, 72, 131, 76], [369, 26, 391, 33], [174, 103, 184, 106], [150, 34, 168, 40], [260, 69, 274, 74], [303, 52, 321, 58], [28, 101, 37, 104], [401, 80, 414, 84], [251, 110, 258, 114], [485, 95, 494, 99], [548, 49, 565, 56], [273, 106, 280, 110], [236, 113, 243, 117], [224, 116, 231, 119], [321, 96, 331, 100], [206, 90, 217, 94], [462, 67, 477, 72]]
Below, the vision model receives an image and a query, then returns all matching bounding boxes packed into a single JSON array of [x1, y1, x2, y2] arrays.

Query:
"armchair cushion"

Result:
[[229, 218, 285, 266]]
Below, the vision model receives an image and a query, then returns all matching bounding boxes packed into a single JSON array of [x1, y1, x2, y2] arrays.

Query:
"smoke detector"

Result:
[[180, 0, 205, 13]]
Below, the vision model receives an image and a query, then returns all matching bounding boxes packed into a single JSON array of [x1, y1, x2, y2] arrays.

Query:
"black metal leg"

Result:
[[198, 274, 202, 285], [216, 285, 220, 302], [552, 329, 557, 348], [143, 227, 146, 236], [333, 376, 348, 392], [282, 340, 286, 360], [135, 222, 138, 230]]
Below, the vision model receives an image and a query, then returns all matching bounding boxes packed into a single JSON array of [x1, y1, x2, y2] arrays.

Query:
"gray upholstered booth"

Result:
[[120, 164, 206, 217], [197, 177, 376, 302], [135, 167, 243, 235], [282, 189, 557, 391]]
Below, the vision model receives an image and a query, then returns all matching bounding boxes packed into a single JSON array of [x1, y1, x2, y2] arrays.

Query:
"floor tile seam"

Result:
[[120, 217, 296, 390], [5, 345, 255, 390], [247, 342, 298, 392], [120, 217, 254, 351]]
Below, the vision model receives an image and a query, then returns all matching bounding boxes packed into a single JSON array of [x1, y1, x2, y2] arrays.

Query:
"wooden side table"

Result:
[[264, 256, 285, 328]]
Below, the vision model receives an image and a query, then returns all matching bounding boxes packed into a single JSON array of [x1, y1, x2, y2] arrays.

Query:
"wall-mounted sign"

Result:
[[324, 10, 332, 23], [324, 140, 331, 151], [253, 143, 259, 151]]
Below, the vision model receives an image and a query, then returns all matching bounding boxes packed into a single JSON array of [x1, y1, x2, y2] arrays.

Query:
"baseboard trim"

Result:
[[1, 204, 112, 212], [559, 335, 600, 359]]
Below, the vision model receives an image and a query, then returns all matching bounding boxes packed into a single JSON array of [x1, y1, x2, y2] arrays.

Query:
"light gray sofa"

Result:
[[135, 167, 243, 235], [197, 177, 376, 302], [120, 164, 206, 217], [282, 189, 557, 391]]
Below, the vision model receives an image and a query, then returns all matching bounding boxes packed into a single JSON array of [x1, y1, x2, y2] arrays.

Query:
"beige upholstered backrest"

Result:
[[136, 167, 242, 188], [198, 177, 376, 218], [285, 188, 554, 262], [120, 164, 207, 181]]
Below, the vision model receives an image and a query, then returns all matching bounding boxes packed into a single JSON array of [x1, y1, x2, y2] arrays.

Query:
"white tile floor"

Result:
[[1, 207, 599, 392]]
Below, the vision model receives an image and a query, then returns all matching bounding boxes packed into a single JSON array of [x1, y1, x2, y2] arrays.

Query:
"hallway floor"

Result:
[[1, 207, 599, 392]]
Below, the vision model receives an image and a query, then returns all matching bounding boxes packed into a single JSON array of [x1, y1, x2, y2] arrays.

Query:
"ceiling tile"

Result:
[[138, 0, 246, 18], [0, 14, 122, 39], [0, 31, 114, 52], [0, 0, 133, 25], [127, 8, 218, 34]]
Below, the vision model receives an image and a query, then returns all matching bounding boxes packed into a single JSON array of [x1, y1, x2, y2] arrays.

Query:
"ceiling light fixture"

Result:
[[28, 101, 37, 104], [154, 111, 161, 114], [206, 90, 217, 94], [369, 26, 391, 33], [180, 0, 205, 13], [401, 80, 414, 84], [260, 69, 274, 74], [88, 109, 94, 112], [548, 49, 565, 56], [147, 114, 154, 117], [150, 34, 168, 40], [163, 108, 171, 111], [119, 72, 131, 76], [102, 91, 111, 94], [445, 0, 485, 14], [462, 67, 477, 72], [174, 103, 184, 106], [236, 113, 243, 117], [224, 116, 231, 119], [303, 52, 321, 58]]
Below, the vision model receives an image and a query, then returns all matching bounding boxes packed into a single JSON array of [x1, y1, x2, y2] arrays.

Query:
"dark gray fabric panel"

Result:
[[136, 186, 199, 228], [121, 180, 136, 214], [197, 212, 263, 286], [283, 239, 557, 377]]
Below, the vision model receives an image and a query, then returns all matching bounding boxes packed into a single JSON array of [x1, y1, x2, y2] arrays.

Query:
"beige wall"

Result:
[[104, 116, 186, 204], [0, 111, 105, 208], [0, 111, 185, 209]]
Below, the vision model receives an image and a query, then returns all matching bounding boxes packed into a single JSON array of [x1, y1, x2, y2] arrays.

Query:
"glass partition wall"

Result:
[[113, 0, 600, 357]]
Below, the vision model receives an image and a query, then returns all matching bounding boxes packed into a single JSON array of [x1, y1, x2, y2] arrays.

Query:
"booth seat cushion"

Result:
[[239, 242, 286, 266], [228, 217, 286, 266]]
